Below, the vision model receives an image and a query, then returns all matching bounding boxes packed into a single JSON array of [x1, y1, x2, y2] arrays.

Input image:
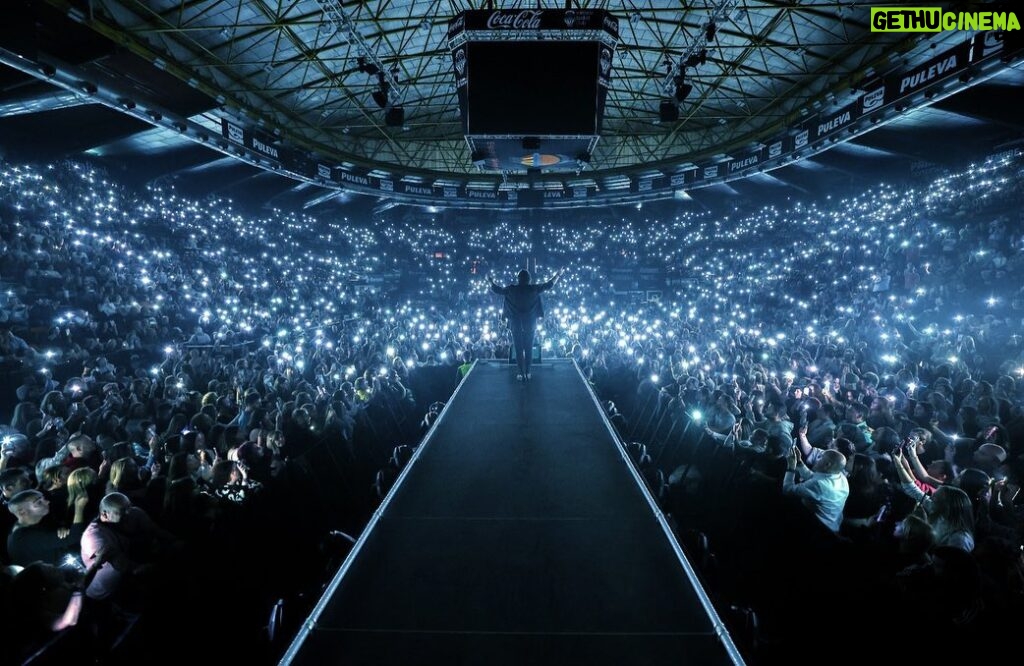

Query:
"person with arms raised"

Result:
[[489, 268, 563, 382]]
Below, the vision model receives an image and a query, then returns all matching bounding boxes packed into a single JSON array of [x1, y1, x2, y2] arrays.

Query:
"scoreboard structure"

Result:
[[448, 9, 619, 173]]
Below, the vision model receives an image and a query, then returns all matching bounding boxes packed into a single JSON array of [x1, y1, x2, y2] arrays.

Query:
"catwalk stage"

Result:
[[282, 359, 743, 665]]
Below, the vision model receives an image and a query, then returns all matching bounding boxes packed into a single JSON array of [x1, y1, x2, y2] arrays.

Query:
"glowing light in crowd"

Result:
[[1, 154, 1021, 445]]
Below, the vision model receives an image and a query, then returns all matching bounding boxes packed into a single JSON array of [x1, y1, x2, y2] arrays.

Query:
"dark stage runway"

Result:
[[282, 360, 742, 665]]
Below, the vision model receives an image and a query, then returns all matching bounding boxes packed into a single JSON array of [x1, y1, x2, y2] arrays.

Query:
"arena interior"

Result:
[[2, 2, 1024, 664]]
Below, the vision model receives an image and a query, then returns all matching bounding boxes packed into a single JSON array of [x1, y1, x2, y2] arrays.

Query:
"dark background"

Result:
[[466, 41, 600, 136]]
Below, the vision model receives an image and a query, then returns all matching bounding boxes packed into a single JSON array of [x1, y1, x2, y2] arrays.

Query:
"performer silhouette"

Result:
[[489, 268, 563, 381]]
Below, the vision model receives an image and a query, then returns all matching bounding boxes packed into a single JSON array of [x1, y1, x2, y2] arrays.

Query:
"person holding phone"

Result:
[[838, 404, 873, 451], [782, 445, 849, 534]]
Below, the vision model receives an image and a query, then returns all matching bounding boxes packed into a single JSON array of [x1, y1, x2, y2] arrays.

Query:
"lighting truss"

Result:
[[314, 0, 404, 106], [661, 0, 738, 101]]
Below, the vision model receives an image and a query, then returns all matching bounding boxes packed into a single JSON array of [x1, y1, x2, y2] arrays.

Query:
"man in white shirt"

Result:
[[782, 446, 849, 533]]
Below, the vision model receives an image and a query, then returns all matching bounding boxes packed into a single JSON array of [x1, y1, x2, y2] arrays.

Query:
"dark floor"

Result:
[[283, 360, 740, 666]]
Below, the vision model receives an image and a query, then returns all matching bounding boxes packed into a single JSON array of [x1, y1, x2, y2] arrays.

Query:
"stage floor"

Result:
[[283, 360, 740, 665]]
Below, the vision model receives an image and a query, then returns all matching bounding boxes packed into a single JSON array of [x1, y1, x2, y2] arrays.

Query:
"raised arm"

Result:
[[893, 450, 929, 505], [538, 268, 564, 291], [488, 274, 507, 295], [795, 424, 814, 460], [925, 418, 953, 447], [904, 440, 945, 487], [782, 445, 813, 491]]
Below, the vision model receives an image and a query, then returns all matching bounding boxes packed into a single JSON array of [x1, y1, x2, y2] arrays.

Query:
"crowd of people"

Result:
[[1, 149, 1022, 662]]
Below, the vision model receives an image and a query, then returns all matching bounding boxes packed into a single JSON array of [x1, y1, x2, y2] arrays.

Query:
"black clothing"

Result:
[[7, 518, 84, 567], [491, 278, 555, 376], [492, 280, 554, 322]]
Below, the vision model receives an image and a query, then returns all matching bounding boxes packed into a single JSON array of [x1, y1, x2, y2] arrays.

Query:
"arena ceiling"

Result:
[[1, 1, 1023, 209], [87, 0, 918, 172]]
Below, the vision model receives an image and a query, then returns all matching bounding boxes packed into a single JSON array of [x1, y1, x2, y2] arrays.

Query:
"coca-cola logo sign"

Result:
[[486, 10, 543, 30]]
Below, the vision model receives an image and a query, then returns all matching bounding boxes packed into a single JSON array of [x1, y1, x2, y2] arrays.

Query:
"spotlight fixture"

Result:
[[371, 73, 390, 108], [384, 106, 405, 127], [659, 100, 679, 123], [706, 21, 717, 41], [673, 72, 692, 103], [357, 56, 380, 76]]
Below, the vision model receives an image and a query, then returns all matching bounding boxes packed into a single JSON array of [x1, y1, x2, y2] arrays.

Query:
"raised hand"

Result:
[[786, 445, 800, 468]]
